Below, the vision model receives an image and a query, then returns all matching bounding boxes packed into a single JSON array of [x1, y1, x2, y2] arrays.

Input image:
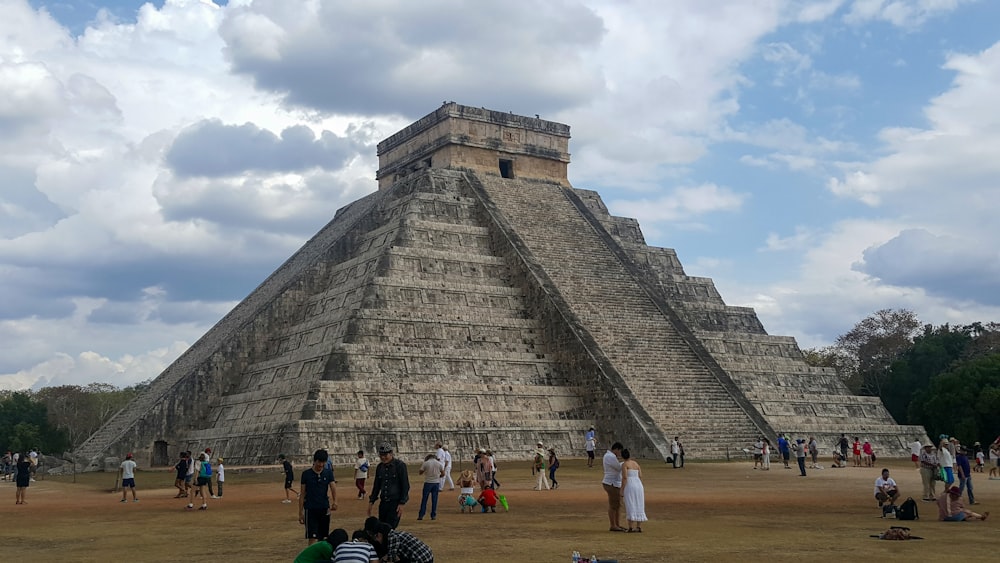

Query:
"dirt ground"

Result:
[[2, 456, 995, 561]]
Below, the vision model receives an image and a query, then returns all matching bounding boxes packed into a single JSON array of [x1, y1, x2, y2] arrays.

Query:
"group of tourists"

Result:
[[170, 448, 224, 510], [915, 434, 982, 506], [752, 435, 814, 475]]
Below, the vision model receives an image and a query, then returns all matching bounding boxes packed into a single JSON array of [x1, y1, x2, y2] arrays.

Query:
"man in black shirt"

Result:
[[298, 449, 338, 545], [367, 442, 410, 529]]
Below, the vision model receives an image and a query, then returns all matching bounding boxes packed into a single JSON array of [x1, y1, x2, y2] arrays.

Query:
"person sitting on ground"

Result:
[[937, 485, 989, 521], [457, 469, 477, 513], [333, 529, 379, 563], [365, 521, 434, 563], [478, 484, 498, 513], [874, 468, 899, 507], [293, 528, 348, 563], [831, 450, 847, 468]]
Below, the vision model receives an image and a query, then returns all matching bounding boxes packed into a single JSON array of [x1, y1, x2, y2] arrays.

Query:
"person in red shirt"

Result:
[[478, 484, 498, 513]]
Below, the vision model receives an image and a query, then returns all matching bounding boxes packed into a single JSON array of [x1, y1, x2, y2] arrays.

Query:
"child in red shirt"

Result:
[[478, 485, 498, 513]]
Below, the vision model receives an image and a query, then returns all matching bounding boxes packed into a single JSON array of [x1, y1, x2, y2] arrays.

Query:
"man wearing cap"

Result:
[[937, 485, 989, 521], [919, 443, 940, 501], [118, 453, 138, 503], [368, 442, 410, 529]]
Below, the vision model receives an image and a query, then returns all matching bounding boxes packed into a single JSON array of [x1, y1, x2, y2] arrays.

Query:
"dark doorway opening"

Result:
[[499, 159, 514, 178], [153, 440, 169, 467]]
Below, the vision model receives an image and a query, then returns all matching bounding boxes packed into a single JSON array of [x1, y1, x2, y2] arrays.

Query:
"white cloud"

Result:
[[609, 183, 748, 224], [844, 0, 972, 27]]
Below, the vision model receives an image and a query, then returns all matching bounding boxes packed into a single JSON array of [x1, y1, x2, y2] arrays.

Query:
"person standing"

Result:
[[487, 449, 501, 490], [955, 446, 976, 505], [417, 453, 444, 521], [585, 427, 597, 468], [602, 442, 625, 532], [173, 452, 188, 498], [299, 449, 338, 545], [808, 436, 819, 468], [620, 449, 647, 533], [14, 452, 31, 505], [532, 444, 549, 491], [761, 438, 771, 471], [910, 438, 923, 469], [354, 450, 370, 500], [547, 447, 560, 489], [215, 457, 225, 499], [187, 452, 211, 511], [476, 448, 494, 490], [670, 437, 681, 469], [441, 445, 454, 490], [203, 448, 215, 498], [368, 442, 410, 529], [118, 453, 138, 503], [838, 434, 849, 465], [919, 443, 940, 501], [278, 454, 300, 504], [939, 439, 956, 485], [777, 435, 790, 469], [793, 439, 807, 476]]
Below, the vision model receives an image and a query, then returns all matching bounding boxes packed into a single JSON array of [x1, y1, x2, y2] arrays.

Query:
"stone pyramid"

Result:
[[74, 103, 925, 469]]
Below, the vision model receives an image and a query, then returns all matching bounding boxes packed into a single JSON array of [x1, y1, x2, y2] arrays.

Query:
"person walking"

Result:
[[955, 446, 976, 505], [602, 442, 625, 532], [173, 452, 188, 498], [278, 454, 300, 503], [187, 452, 211, 511], [620, 449, 647, 533], [670, 437, 681, 469], [585, 427, 597, 468], [417, 453, 444, 521], [354, 450, 370, 500], [202, 448, 215, 498], [299, 449, 338, 545], [532, 444, 550, 491], [368, 442, 410, 529], [547, 447, 560, 489], [441, 445, 454, 490], [777, 435, 790, 469], [118, 453, 139, 503], [939, 438, 956, 485]]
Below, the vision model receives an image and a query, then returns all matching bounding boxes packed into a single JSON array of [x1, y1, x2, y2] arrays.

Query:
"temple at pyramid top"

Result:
[[376, 102, 572, 188]]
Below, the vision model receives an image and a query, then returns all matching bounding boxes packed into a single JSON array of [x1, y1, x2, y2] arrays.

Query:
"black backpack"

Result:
[[897, 497, 919, 520]]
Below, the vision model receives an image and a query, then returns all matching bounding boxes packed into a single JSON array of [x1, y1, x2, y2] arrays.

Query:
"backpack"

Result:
[[359, 461, 369, 473], [551, 456, 560, 470], [200, 460, 212, 478], [896, 497, 918, 521]]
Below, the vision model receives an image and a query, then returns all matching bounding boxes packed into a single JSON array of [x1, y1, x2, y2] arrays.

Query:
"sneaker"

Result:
[[282, 499, 292, 504], [133, 499, 139, 503], [120, 499, 126, 503], [185, 504, 194, 510], [210, 496, 218, 499], [199, 505, 207, 510]]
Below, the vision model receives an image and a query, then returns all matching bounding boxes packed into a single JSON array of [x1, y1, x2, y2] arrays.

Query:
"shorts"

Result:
[[184, 475, 193, 484], [587, 450, 595, 459], [602, 483, 621, 510], [284, 478, 295, 489], [197, 477, 210, 487], [781, 451, 790, 461], [911, 454, 919, 462], [943, 513, 967, 522], [304, 508, 330, 540], [122, 478, 136, 488]]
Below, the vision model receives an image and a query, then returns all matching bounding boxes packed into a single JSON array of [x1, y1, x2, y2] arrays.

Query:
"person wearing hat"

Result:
[[919, 443, 940, 501], [937, 485, 989, 521], [475, 448, 493, 490], [118, 453, 138, 503], [547, 447, 560, 489], [367, 442, 409, 529]]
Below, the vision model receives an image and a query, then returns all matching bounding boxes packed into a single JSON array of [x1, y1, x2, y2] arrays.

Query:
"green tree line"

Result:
[[0, 382, 147, 455], [805, 309, 1000, 445]]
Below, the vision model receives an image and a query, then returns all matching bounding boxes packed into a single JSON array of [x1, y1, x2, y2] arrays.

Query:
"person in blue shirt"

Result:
[[777, 435, 791, 469]]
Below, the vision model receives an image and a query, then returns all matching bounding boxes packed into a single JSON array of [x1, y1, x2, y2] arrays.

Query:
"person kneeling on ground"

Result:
[[874, 468, 900, 507], [293, 528, 348, 563], [365, 520, 434, 563], [333, 529, 379, 563], [478, 484, 498, 513], [937, 486, 989, 522]]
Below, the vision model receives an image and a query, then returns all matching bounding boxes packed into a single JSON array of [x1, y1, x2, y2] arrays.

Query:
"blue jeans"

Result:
[[797, 457, 806, 476], [958, 475, 975, 504], [418, 482, 439, 519]]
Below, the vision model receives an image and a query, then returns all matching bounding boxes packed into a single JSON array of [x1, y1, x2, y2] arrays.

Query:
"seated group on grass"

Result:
[[294, 517, 433, 563]]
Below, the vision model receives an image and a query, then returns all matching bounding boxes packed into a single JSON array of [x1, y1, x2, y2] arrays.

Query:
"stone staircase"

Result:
[[474, 175, 768, 458]]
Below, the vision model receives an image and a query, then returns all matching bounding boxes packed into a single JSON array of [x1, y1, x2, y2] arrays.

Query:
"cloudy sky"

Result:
[[3, 0, 999, 390]]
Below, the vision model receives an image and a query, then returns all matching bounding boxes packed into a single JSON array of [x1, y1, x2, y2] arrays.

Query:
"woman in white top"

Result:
[[939, 439, 955, 485], [620, 449, 647, 532]]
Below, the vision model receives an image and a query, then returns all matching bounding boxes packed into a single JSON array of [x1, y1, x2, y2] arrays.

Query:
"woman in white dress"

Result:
[[620, 449, 647, 532]]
